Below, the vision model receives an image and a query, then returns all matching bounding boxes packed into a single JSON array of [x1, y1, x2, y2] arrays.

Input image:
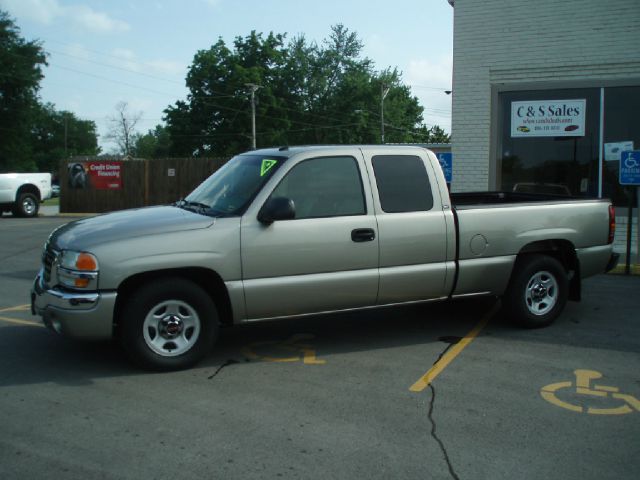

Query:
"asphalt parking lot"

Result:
[[1, 215, 639, 480]]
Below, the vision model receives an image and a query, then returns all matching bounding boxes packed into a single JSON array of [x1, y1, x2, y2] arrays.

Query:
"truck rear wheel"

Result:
[[120, 277, 219, 370], [13, 192, 39, 217], [503, 254, 568, 328]]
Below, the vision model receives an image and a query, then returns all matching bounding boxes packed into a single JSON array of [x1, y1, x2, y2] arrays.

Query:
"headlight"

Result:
[[57, 251, 99, 289]]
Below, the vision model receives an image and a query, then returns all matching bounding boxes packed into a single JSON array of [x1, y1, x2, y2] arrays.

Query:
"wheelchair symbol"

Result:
[[624, 153, 639, 169], [241, 334, 326, 364], [541, 369, 640, 415]]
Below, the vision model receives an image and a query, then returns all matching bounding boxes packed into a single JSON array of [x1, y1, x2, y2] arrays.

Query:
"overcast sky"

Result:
[[1, 0, 453, 152]]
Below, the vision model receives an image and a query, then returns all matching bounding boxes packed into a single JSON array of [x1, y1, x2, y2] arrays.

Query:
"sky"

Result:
[[0, 0, 454, 153]]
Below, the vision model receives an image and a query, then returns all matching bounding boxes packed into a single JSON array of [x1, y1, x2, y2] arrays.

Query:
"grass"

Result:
[[42, 197, 59, 206]]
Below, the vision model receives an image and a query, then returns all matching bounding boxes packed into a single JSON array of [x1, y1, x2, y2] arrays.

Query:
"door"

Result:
[[241, 154, 379, 320], [365, 151, 452, 304]]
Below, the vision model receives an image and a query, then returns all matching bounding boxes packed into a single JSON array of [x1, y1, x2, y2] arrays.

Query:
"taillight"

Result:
[[608, 205, 615, 244]]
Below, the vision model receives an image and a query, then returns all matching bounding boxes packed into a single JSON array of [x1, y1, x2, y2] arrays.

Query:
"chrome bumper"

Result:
[[31, 270, 117, 340]]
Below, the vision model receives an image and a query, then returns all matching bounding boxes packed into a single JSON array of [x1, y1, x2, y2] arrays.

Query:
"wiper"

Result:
[[175, 199, 210, 214], [174, 199, 228, 217]]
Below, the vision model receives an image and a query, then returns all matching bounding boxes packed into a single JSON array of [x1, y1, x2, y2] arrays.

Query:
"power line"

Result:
[[409, 84, 452, 91], [47, 48, 186, 86], [4, 44, 450, 140], [49, 63, 181, 98], [6, 44, 451, 131], [42, 37, 454, 96]]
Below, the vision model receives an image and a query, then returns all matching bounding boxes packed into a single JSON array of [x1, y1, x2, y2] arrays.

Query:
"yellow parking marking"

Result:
[[541, 369, 640, 415], [409, 302, 499, 392], [242, 334, 326, 365], [0, 304, 30, 313], [0, 315, 42, 327], [541, 381, 584, 413]]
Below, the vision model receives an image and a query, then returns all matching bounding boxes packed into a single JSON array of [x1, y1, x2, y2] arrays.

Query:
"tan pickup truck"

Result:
[[32, 145, 618, 370]]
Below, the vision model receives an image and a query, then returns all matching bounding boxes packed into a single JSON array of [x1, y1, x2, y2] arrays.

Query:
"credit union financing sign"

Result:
[[511, 99, 586, 138], [68, 161, 122, 190]]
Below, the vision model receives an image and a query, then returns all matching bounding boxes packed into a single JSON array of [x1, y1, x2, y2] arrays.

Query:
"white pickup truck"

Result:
[[32, 146, 618, 370], [0, 172, 52, 217]]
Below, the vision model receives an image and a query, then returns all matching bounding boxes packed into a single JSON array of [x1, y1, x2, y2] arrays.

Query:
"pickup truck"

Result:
[[31, 146, 618, 370], [0, 172, 52, 217]]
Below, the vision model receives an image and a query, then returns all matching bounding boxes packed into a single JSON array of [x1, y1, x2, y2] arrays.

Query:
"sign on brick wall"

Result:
[[511, 99, 586, 138], [436, 153, 453, 183], [620, 151, 640, 186]]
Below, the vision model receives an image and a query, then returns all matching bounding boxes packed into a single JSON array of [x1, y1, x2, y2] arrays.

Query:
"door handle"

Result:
[[351, 228, 376, 243]]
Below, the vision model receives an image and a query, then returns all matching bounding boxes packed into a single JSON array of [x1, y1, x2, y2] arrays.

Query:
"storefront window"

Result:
[[498, 88, 600, 197], [602, 86, 640, 206]]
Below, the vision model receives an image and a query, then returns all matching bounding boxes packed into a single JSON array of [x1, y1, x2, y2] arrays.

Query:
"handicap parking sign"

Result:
[[620, 150, 640, 185], [436, 153, 452, 183]]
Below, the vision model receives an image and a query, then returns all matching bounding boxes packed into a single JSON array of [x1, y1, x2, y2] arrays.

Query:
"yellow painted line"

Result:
[[410, 302, 499, 392], [241, 334, 326, 365], [0, 315, 42, 327], [541, 370, 640, 415], [0, 304, 30, 313], [607, 264, 640, 275]]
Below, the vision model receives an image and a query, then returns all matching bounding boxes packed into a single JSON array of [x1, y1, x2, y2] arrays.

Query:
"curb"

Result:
[[38, 213, 98, 218], [57, 213, 98, 217], [607, 264, 640, 275]]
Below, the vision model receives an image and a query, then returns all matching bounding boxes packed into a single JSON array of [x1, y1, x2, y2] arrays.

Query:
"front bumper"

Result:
[[31, 270, 117, 340]]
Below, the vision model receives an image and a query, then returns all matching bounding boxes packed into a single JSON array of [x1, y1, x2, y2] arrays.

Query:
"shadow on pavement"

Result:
[[0, 298, 496, 388], [2, 274, 636, 388]]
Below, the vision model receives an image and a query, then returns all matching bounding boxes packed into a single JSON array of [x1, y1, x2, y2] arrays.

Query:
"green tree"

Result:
[[165, 25, 444, 156], [165, 31, 290, 157], [31, 103, 100, 172], [426, 125, 450, 143], [134, 124, 172, 158], [0, 10, 47, 172], [412, 124, 451, 144]]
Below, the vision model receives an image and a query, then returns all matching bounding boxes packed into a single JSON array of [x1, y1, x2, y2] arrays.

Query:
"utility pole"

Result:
[[64, 114, 68, 157], [245, 83, 261, 149], [380, 84, 390, 144]]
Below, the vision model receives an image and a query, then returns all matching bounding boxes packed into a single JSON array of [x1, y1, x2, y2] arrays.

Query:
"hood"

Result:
[[49, 206, 216, 251]]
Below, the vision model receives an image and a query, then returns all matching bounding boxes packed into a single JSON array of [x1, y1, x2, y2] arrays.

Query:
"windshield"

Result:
[[183, 154, 286, 216]]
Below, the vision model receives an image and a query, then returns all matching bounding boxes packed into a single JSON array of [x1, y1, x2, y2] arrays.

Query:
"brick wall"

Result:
[[451, 0, 640, 192], [614, 213, 638, 263]]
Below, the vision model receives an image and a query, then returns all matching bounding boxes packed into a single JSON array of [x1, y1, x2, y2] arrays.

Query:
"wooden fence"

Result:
[[59, 157, 227, 214]]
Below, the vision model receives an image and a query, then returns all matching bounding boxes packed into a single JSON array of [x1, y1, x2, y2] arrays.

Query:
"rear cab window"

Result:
[[371, 155, 434, 213]]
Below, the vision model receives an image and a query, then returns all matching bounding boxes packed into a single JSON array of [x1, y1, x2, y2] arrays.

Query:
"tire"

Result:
[[503, 254, 568, 328], [120, 277, 219, 371], [13, 192, 39, 217]]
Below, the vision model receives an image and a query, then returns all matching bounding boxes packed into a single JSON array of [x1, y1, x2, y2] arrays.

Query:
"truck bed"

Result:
[[451, 191, 607, 209]]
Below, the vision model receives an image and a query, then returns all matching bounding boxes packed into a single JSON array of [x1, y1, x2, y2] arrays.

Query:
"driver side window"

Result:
[[270, 156, 366, 219]]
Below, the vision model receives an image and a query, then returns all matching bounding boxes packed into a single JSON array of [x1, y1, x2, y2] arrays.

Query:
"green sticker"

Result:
[[260, 159, 278, 177]]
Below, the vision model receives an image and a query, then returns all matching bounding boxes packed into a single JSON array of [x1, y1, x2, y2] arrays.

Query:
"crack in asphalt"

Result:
[[426, 336, 462, 480], [428, 383, 461, 480], [207, 359, 239, 380]]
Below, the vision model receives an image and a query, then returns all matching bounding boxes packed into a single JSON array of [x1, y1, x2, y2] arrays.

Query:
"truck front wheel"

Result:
[[503, 254, 568, 328], [120, 278, 219, 370]]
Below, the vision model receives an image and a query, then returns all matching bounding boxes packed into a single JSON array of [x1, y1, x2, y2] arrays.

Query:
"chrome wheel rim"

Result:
[[23, 197, 36, 215], [143, 300, 201, 357], [525, 271, 558, 316]]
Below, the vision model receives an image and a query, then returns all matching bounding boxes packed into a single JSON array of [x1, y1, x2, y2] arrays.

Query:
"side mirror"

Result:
[[258, 197, 295, 225]]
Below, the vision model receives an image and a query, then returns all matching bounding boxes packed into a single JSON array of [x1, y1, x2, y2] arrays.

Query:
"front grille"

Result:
[[43, 244, 59, 283]]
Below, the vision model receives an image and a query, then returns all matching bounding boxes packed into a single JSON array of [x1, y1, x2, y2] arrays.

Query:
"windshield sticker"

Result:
[[260, 159, 278, 177]]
